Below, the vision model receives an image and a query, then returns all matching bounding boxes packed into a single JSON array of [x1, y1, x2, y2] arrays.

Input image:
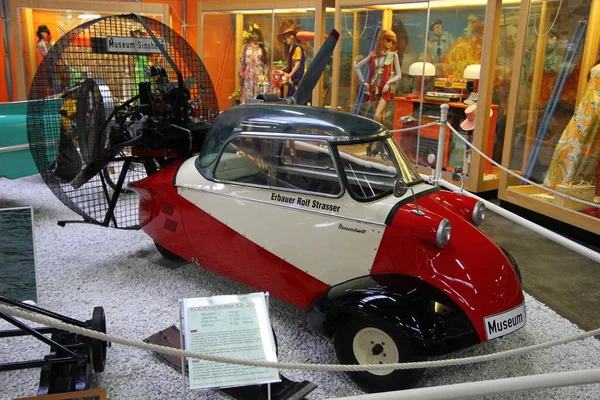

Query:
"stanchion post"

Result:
[[434, 104, 449, 185]]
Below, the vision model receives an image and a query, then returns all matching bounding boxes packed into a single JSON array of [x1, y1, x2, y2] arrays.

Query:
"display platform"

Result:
[[1, 174, 599, 399]]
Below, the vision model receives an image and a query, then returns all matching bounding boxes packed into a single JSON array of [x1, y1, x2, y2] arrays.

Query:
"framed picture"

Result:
[[0, 206, 37, 303]]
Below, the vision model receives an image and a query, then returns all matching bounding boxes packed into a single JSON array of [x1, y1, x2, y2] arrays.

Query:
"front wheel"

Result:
[[334, 317, 423, 393]]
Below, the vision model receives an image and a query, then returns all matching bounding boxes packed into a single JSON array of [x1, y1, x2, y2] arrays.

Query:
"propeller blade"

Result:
[[291, 29, 339, 106], [70, 146, 122, 189]]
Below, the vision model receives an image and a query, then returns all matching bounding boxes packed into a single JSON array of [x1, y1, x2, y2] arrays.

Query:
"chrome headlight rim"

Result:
[[472, 201, 486, 226], [436, 218, 452, 248]]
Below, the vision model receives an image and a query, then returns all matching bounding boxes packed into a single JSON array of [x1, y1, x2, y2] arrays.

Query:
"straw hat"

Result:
[[460, 104, 492, 131], [277, 27, 298, 42]]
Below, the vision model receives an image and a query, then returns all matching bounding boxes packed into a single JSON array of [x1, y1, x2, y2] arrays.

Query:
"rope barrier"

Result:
[[1, 303, 599, 373], [445, 123, 600, 209], [389, 120, 440, 133]]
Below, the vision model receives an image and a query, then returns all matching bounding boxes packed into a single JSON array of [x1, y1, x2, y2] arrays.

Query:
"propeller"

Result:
[[290, 29, 339, 106]]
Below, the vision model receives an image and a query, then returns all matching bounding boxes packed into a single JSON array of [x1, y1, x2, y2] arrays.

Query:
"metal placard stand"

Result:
[[180, 293, 280, 399]]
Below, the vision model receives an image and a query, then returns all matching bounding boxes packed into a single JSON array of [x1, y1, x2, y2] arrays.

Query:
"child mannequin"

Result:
[[354, 30, 402, 124], [278, 27, 305, 97]]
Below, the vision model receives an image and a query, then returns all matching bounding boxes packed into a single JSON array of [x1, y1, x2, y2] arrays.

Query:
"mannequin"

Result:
[[354, 30, 402, 124], [238, 24, 270, 101], [36, 25, 54, 57], [278, 27, 304, 97], [544, 63, 600, 192], [441, 18, 484, 78], [427, 20, 454, 64], [36, 24, 69, 93]]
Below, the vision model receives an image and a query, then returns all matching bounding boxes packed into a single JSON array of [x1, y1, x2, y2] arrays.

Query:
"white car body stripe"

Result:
[[176, 157, 435, 286]]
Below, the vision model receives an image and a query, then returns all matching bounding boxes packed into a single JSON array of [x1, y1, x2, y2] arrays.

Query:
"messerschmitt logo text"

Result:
[[270, 193, 341, 212], [338, 223, 366, 234], [487, 313, 524, 335], [106, 36, 166, 54]]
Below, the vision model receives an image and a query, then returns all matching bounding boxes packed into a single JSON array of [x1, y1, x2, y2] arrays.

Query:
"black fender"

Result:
[[307, 274, 480, 355], [500, 247, 522, 284]]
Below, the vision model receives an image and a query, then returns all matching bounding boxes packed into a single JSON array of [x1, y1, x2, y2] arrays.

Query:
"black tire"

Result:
[[334, 317, 423, 393], [155, 242, 184, 261], [90, 306, 108, 373]]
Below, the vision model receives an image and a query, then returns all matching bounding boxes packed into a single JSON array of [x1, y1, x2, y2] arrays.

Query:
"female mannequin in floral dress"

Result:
[[238, 25, 270, 101], [354, 30, 402, 125]]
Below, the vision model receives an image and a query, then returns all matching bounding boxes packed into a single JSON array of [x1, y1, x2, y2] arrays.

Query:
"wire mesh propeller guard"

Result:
[[27, 14, 219, 229]]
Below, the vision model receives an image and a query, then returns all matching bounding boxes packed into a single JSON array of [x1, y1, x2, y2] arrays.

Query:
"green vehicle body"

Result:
[[0, 100, 62, 179]]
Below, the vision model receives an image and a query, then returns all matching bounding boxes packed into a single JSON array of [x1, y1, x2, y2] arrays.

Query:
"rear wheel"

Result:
[[154, 242, 184, 261], [334, 317, 423, 393]]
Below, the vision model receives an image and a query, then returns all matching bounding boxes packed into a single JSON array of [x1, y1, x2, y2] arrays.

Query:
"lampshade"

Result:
[[408, 62, 436, 77], [463, 64, 482, 80]]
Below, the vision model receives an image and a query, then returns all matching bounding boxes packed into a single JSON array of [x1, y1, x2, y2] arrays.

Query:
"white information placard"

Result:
[[182, 293, 280, 390]]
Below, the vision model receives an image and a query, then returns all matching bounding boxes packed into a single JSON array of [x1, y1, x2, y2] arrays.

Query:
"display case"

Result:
[[7, 0, 170, 101], [198, 0, 335, 111], [499, 0, 600, 234], [331, 0, 521, 192]]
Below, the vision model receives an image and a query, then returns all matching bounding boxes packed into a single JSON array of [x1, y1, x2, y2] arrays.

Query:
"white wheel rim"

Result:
[[352, 327, 400, 376]]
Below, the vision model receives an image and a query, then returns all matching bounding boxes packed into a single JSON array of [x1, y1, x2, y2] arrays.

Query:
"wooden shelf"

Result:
[[503, 185, 600, 235]]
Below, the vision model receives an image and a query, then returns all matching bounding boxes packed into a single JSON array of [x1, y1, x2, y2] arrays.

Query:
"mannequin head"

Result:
[[430, 20, 444, 37], [36, 25, 51, 41], [243, 24, 265, 44], [547, 30, 558, 51], [464, 15, 479, 37], [505, 25, 518, 54], [251, 28, 263, 43], [375, 30, 397, 55]]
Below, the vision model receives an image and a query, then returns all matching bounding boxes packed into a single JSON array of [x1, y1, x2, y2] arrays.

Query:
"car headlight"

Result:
[[436, 218, 452, 248], [472, 201, 486, 226]]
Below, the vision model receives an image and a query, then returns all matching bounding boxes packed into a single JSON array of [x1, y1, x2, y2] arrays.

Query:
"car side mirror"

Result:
[[393, 180, 408, 198]]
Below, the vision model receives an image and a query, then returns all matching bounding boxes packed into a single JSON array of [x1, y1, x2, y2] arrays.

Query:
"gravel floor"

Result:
[[1, 174, 599, 400]]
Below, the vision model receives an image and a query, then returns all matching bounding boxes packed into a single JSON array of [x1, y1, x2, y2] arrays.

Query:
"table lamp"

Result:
[[408, 62, 436, 98], [463, 64, 481, 93]]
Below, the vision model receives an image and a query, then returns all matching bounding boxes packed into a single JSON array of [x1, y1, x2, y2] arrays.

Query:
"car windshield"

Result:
[[336, 138, 422, 200]]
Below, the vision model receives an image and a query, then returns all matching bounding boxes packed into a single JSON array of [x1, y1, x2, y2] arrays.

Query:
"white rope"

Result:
[[389, 120, 440, 133], [343, 10, 369, 39], [446, 123, 600, 209], [1, 303, 600, 373], [533, 0, 563, 37]]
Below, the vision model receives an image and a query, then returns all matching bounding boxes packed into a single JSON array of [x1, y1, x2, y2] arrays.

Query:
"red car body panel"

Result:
[[131, 163, 330, 309], [372, 192, 523, 342]]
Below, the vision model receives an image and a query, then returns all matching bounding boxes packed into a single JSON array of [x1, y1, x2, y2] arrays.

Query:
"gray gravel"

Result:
[[1, 175, 599, 399]]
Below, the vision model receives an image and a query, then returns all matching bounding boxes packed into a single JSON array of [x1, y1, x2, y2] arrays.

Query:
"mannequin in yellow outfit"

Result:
[[544, 63, 600, 195]]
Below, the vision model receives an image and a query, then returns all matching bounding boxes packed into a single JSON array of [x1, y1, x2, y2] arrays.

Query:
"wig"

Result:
[[36, 25, 51, 41], [375, 30, 397, 56]]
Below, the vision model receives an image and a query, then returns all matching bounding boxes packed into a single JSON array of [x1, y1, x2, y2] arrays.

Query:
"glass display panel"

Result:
[[506, 0, 600, 215], [389, 1, 489, 175], [203, 11, 238, 110], [337, 8, 384, 115]]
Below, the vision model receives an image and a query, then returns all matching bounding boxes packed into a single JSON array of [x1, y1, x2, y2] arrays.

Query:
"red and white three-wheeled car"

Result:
[[131, 103, 525, 393]]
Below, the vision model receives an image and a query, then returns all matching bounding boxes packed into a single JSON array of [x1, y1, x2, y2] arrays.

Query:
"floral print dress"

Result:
[[238, 43, 268, 101], [544, 64, 600, 189]]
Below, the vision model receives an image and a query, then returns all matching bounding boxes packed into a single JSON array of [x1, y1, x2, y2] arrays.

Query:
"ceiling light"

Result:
[[78, 14, 101, 20]]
